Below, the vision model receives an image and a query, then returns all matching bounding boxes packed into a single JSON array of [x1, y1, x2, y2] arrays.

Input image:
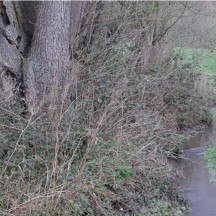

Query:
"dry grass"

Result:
[[0, 56, 209, 215]]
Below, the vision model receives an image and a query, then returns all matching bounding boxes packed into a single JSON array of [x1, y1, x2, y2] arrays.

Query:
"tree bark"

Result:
[[23, 2, 72, 107], [0, 1, 85, 110]]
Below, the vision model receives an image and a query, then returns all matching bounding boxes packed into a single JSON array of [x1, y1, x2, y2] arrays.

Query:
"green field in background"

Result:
[[173, 47, 216, 76]]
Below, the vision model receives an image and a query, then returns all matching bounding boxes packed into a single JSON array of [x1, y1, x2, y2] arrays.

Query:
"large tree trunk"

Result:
[[24, 1, 72, 106], [0, 1, 85, 110]]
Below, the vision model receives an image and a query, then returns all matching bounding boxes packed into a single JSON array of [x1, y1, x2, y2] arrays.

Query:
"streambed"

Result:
[[180, 124, 216, 216]]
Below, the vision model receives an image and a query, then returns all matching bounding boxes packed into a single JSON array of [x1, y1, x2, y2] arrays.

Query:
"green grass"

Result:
[[173, 47, 216, 76], [204, 144, 216, 184], [210, 107, 216, 121]]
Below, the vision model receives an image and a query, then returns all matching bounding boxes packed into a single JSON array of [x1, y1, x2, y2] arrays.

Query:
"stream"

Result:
[[180, 123, 216, 216]]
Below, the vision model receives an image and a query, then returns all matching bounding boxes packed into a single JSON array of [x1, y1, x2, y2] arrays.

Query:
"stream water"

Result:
[[180, 123, 216, 216]]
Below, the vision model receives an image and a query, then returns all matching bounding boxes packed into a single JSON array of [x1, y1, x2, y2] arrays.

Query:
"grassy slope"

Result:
[[0, 37, 214, 215], [204, 144, 216, 184], [204, 108, 216, 183], [0, 45, 214, 215], [173, 47, 216, 76]]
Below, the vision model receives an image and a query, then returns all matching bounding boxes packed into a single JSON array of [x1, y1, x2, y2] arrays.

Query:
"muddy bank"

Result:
[[180, 123, 216, 216]]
